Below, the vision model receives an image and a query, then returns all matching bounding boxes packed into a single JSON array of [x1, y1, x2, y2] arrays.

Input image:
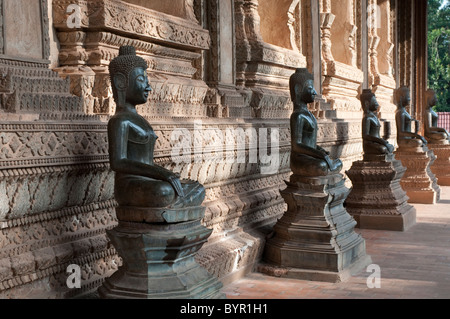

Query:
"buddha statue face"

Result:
[[290, 68, 317, 105], [109, 46, 151, 109], [361, 90, 379, 113], [396, 87, 411, 107], [369, 96, 379, 112], [300, 79, 317, 104], [125, 67, 152, 106]]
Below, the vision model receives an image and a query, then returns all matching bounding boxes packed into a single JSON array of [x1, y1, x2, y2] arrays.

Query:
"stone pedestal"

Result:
[[259, 174, 371, 283], [345, 154, 416, 231], [98, 206, 225, 299], [394, 145, 441, 204], [427, 141, 450, 186]]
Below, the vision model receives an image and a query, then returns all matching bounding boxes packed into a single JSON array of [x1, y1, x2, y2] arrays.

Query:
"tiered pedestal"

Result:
[[394, 145, 441, 204], [345, 153, 416, 231], [427, 140, 450, 186], [259, 174, 371, 283], [98, 206, 225, 299]]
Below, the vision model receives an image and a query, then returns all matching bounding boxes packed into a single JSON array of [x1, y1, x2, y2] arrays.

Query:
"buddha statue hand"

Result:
[[420, 135, 428, 145], [167, 174, 185, 197], [317, 145, 330, 155], [386, 142, 395, 153], [324, 154, 342, 172]]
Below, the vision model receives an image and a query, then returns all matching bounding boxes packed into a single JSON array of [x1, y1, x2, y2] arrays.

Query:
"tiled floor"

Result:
[[221, 186, 450, 299]]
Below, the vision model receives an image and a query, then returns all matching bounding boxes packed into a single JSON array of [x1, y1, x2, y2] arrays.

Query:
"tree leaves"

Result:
[[428, 0, 450, 112]]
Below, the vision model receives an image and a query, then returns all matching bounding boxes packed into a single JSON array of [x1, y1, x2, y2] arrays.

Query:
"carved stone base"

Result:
[[259, 174, 371, 283], [345, 154, 416, 231], [98, 214, 225, 299], [395, 145, 441, 204], [427, 142, 450, 186]]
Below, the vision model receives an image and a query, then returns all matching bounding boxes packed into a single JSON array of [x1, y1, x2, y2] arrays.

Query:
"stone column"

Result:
[[204, 0, 247, 118]]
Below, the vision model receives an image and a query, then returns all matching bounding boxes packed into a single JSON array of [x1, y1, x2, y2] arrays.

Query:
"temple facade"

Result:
[[0, 0, 429, 298]]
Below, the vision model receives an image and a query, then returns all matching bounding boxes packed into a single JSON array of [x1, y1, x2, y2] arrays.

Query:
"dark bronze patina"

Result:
[[395, 86, 427, 148], [424, 89, 449, 143], [289, 68, 342, 176], [108, 46, 204, 208], [360, 89, 394, 155]]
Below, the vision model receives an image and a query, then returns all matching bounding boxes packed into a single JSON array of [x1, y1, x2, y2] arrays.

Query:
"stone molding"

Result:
[[52, 0, 210, 50]]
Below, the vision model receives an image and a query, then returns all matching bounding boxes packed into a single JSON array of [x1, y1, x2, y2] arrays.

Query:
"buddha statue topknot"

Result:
[[108, 45, 205, 214]]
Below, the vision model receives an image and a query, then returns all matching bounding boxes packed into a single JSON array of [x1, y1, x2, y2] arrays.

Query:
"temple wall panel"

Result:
[[0, 0, 421, 297]]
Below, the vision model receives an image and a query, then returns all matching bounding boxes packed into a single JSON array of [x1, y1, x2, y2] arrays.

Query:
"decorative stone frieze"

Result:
[[427, 144, 450, 186], [346, 154, 416, 231], [395, 146, 441, 204]]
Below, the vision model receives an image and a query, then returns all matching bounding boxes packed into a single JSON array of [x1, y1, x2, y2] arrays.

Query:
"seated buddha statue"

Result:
[[108, 46, 205, 209], [360, 89, 395, 155], [424, 89, 449, 144], [395, 86, 428, 149], [289, 68, 342, 177]]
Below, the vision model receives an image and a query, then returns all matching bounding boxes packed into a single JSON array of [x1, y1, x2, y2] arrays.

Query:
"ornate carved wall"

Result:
[[0, 0, 423, 298]]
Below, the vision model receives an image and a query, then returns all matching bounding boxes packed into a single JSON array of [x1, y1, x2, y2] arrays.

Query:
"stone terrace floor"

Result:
[[221, 186, 450, 299]]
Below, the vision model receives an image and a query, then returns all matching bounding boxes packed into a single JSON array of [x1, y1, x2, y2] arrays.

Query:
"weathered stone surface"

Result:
[[427, 143, 450, 186], [98, 218, 225, 299], [0, 0, 426, 299], [345, 154, 416, 231], [394, 145, 441, 204], [259, 174, 371, 282]]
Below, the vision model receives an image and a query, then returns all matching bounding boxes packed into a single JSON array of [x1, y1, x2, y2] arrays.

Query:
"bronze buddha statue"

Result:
[[395, 86, 427, 149], [360, 89, 394, 155], [289, 68, 342, 176], [424, 89, 449, 144], [108, 46, 205, 209]]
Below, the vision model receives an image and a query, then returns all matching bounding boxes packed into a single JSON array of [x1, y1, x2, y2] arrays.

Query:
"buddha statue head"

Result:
[[289, 68, 317, 105], [395, 86, 411, 108], [426, 89, 437, 109], [109, 46, 151, 109], [360, 89, 379, 113]]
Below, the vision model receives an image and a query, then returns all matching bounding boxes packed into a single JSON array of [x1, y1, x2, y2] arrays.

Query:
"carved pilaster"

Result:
[[40, 0, 51, 61], [287, 0, 301, 53], [55, 66, 96, 114], [204, 0, 247, 118], [0, 0, 4, 55], [320, 12, 335, 74], [53, 0, 212, 117]]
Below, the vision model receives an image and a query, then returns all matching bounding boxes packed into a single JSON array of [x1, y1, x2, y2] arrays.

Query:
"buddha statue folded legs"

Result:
[[115, 174, 205, 208], [290, 153, 342, 177]]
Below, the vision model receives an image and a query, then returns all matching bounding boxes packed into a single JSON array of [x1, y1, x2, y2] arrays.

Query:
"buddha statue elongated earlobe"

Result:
[[113, 73, 127, 108]]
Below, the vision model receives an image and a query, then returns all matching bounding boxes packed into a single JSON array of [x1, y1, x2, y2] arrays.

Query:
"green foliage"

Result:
[[428, 0, 450, 112]]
